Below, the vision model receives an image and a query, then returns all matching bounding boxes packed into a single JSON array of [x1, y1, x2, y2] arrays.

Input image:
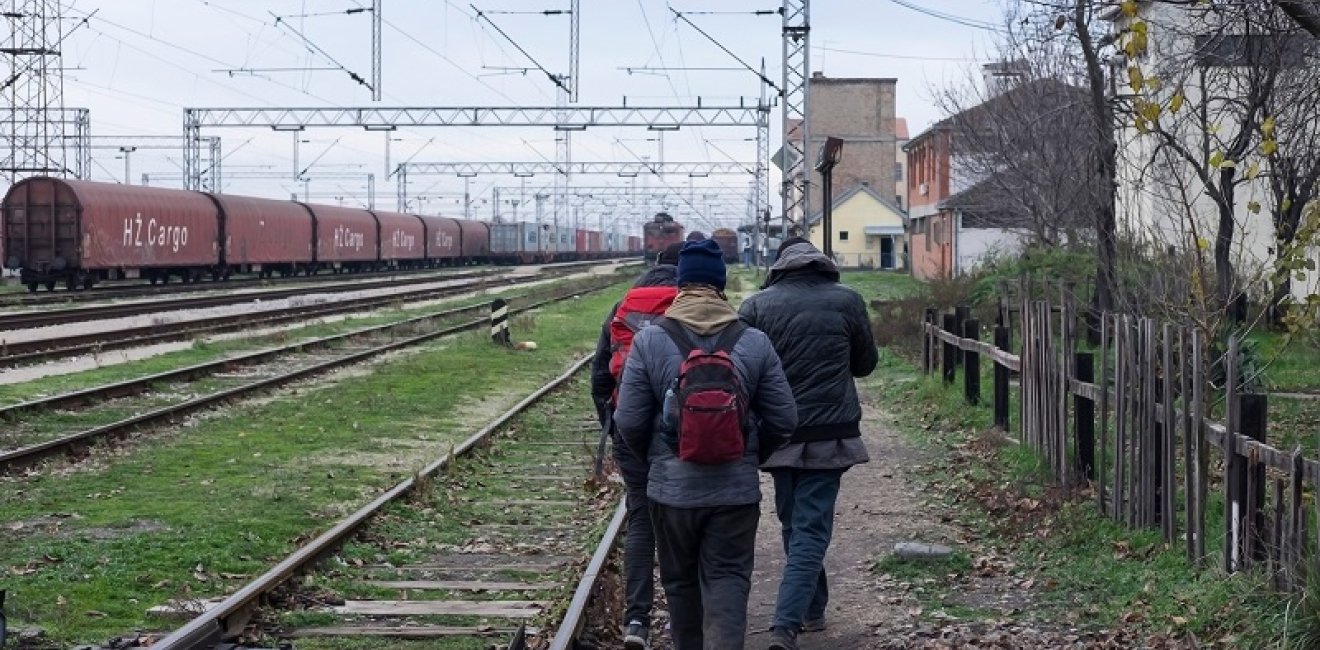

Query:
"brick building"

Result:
[[801, 74, 899, 220]]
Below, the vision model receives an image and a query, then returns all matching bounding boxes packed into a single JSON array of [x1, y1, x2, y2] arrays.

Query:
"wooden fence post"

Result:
[[993, 325, 1010, 431], [1241, 393, 1268, 566], [942, 313, 957, 385], [1074, 352, 1095, 482], [922, 307, 937, 375], [954, 305, 971, 365], [963, 318, 981, 406]]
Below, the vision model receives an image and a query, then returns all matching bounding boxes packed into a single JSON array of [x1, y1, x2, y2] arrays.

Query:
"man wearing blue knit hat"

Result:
[[615, 239, 798, 650]]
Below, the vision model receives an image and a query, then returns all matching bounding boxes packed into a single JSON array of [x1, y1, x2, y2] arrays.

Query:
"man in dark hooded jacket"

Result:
[[738, 238, 878, 650], [615, 239, 797, 650], [590, 241, 682, 650]]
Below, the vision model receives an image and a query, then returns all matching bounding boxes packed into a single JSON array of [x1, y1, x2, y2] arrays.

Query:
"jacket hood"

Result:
[[764, 243, 840, 287], [664, 286, 739, 336], [634, 264, 677, 288]]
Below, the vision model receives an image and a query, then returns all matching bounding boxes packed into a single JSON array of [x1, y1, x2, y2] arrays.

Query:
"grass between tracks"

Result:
[[0, 279, 626, 645], [0, 275, 593, 408]]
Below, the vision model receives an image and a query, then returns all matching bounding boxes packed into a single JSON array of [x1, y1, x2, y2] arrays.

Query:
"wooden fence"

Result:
[[922, 298, 1318, 588]]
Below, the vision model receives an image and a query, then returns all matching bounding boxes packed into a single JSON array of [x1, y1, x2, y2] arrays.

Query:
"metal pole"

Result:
[[119, 146, 136, 185]]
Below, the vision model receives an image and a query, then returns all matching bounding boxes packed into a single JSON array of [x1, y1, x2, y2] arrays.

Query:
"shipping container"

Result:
[[491, 221, 552, 263], [457, 219, 490, 261], [373, 210, 426, 265], [307, 204, 378, 267], [3, 177, 221, 289], [628, 235, 642, 253], [587, 230, 604, 255], [711, 228, 739, 264], [575, 228, 589, 255], [209, 193, 313, 277], [419, 214, 462, 263]]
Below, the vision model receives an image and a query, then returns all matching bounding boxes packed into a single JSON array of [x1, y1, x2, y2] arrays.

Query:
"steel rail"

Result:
[[0, 283, 617, 473], [149, 354, 596, 650], [0, 264, 611, 367], [546, 498, 628, 650], [0, 269, 496, 331]]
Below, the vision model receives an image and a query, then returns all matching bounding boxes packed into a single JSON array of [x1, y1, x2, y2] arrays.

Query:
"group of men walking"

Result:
[[591, 233, 877, 650]]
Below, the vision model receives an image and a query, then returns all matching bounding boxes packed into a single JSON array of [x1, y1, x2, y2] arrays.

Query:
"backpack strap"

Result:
[[657, 318, 697, 357], [658, 319, 746, 356]]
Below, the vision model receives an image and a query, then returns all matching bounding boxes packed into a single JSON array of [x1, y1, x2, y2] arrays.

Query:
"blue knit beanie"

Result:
[[677, 239, 726, 290]]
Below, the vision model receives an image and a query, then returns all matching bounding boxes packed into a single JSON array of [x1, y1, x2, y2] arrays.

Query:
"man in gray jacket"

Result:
[[739, 238, 878, 650], [615, 239, 798, 650]]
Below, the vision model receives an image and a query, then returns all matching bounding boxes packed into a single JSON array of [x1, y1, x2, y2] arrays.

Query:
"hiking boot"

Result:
[[802, 617, 827, 633], [623, 620, 650, 650], [767, 626, 799, 650]]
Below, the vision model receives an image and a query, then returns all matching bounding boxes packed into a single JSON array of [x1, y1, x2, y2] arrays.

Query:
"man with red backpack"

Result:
[[615, 239, 798, 650], [590, 241, 682, 650]]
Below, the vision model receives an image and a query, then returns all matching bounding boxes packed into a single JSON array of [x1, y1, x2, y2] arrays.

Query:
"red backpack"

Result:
[[608, 285, 678, 405], [657, 319, 750, 465]]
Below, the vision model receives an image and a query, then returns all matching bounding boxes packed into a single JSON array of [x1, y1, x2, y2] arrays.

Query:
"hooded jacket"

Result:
[[739, 243, 878, 469], [613, 287, 798, 507], [590, 264, 679, 412]]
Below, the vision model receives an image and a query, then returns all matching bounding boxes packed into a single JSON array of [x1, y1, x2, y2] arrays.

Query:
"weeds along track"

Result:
[[0, 261, 631, 367], [0, 277, 624, 473], [135, 359, 624, 650]]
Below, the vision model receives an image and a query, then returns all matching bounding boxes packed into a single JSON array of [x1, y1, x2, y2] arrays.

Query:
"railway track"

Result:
[[0, 256, 640, 309], [0, 267, 493, 331], [114, 358, 625, 650], [0, 277, 623, 473], [0, 261, 632, 367]]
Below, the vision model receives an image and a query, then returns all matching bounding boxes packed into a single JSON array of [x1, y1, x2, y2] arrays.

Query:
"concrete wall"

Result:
[[805, 75, 898, 219]]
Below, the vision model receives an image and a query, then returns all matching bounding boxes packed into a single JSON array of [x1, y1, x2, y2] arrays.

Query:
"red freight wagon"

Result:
[[457, 220, 490, 262], [307, 204, 378, 269], [418, 214, 462, 263], [575, 229, 589, 255], [628, 235, 642, 253], [373, 210, 426, 266], [588, 230, 603, 253], [210, 194, 313, 278], [2, 177, 220, 289]]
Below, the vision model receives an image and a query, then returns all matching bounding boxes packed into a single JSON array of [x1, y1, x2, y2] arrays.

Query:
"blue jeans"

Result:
[[771, 468, 844, 630]]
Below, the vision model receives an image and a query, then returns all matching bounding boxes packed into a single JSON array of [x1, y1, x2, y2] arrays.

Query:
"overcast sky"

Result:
[[53, 0, 1005, 228]]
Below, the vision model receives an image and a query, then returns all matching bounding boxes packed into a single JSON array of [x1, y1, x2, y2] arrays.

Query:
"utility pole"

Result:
[[1, 0, 75, 182], [118, 146, 137, 184], [781, 0, 811, 232]]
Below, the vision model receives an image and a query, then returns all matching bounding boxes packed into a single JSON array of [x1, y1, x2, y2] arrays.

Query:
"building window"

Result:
[[839, 230, 850, 242], [894, 161, 903, 182], [895, 195, 903, 208]]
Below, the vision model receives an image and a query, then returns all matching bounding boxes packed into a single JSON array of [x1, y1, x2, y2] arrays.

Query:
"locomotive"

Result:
[[642, 211, 684, 262]]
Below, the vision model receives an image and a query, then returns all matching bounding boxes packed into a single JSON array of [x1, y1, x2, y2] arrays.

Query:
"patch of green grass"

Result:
[[0, 282, 628, 644], [871, 550, 972, 583], [869, 351, 1289, 644], [839, 270, 921, 301], [1253, 331, 1320, 393]]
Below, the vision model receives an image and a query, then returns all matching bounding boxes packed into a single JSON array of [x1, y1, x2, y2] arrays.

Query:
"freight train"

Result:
[[1, 177, 642, 292], [710, 228, 739, 264], [642, 211, 684, 262]]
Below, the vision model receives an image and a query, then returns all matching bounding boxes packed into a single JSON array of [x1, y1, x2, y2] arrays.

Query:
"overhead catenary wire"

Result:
[[269, 10, 373, 91], [469, 3, 570, 95], [882, 0, 1003, 32]]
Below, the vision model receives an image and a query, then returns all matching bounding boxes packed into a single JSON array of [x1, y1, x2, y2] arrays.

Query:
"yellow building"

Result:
[[805, 182, 907, 270]]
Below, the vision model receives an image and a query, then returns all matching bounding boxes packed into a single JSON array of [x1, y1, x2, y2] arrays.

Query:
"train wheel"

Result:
[[65, 276, 77, 291], [81, 278, 95, 290], [44, 281, 55, 292], [25, 282, 37, 293]]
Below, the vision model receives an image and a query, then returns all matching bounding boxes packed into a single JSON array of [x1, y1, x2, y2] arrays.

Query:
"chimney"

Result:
[[812, 71, 826, 79]]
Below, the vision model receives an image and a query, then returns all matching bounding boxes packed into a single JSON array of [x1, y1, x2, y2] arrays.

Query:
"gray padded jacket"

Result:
[[614, 288, 798, 508]]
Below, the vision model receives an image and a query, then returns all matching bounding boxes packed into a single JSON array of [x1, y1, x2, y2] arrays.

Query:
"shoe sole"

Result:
[[623, 636, 649, 650]]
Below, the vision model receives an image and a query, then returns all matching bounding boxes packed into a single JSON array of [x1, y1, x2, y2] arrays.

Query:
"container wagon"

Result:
[[373, 210, 426, 268], [418, 214, 462, 265], [457, 220, 490, 264], [212, 193, 314, 279], [308, 204, 378, 274], [491, 222, 552, 265], [3, 177, 222, 289]]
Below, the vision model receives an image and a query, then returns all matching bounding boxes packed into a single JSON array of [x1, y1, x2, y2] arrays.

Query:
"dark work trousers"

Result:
[[613, 428, 656, 627], [771, 467, 845, 630], [651, 502, 759, 650]]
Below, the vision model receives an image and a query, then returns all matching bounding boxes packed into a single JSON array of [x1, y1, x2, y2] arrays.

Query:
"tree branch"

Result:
[[1275, 0, 1320, 38]]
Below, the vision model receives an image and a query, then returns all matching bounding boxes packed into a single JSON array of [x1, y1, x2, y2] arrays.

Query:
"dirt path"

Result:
[[744, 396, 955, 649]]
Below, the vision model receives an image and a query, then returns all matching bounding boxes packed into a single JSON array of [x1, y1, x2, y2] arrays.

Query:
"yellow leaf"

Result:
[[1248, 201, 1261, 214], [1247, 162, 1260, 179], [1169, 91, 1185, 113], [1209, 151, 1224, 168], [1262, 139, 1278, 156], [1196, 237, 1210, 250], [1134, 116, 1150, 134], [1121, 0, 1138, 17], [1283, 199, 1293, 211], [1138, 100, 1161, 122], [1145, 76, 1161, 92], [1262, 116, 1276, 137], [1128, 66, 1144, 91]]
